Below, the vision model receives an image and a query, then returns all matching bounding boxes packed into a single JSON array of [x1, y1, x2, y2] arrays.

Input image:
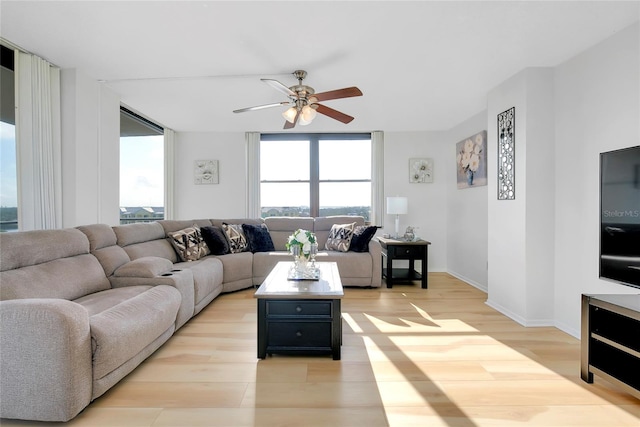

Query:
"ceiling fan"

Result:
[[233, 70, 363, 129]]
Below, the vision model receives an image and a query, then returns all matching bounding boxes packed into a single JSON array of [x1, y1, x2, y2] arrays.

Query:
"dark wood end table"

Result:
[[377, 237, 431, 289]]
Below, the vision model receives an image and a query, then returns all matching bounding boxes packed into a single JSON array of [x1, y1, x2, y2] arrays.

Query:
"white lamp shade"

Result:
[[282, 107, 297, 123], [386, 196, 408, 215], [299, 105, 316, 126]]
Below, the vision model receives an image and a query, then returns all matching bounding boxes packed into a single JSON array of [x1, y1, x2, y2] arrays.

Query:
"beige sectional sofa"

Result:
[[0, 216, 380, 422]]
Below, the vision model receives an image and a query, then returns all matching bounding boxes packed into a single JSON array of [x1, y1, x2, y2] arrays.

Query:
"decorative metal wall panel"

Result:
[[497, 107, 515, 200]]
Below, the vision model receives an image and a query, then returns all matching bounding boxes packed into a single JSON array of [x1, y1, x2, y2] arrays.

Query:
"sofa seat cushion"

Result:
[[173, 257, 223, 307], [252, 252, 293, 283], [313, 251, 373, 278], [75, 285, 181, 381], [212, 251, 253, 284]]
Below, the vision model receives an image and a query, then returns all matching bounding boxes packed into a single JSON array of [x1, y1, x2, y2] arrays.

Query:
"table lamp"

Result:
[[386, 196, 408, 239]]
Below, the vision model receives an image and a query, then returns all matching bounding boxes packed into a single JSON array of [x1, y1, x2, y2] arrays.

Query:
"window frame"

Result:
[[119, 105, 165, 224], [260, 133, 372, 218], [0, 43, 17, 231]]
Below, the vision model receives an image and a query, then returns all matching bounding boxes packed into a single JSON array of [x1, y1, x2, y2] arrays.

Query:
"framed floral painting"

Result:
[[456, 130, 487, 189], [409, 158, 433, 183]]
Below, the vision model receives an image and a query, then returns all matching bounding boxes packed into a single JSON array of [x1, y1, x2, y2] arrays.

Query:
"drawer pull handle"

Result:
[[296, 306, 302, 312], [405, 249, 410, 254], [296, 331, 302, 337]]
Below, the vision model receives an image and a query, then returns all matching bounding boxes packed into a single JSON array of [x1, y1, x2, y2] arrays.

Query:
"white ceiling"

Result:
[[1, 1, 638, 133]]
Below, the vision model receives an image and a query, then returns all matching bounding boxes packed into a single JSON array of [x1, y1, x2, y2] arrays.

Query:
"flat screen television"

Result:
[[600, 145, 640, 288]]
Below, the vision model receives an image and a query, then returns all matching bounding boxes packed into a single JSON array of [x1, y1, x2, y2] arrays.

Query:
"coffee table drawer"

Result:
[[267, 300, 332, 317], [268, 321, 332, 347]]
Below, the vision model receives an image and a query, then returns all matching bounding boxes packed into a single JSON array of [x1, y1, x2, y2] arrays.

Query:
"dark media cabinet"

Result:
[[581, 294, 640, 399]]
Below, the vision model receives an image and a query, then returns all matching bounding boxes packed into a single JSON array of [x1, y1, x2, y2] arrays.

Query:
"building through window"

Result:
[[260, 133, 372, 221]]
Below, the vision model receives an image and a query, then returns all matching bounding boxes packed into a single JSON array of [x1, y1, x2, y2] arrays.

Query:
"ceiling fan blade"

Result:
[[233, 101, 291, 113], [310, 86, 362, 103], [262, 79, 296, 97], [315, 104, 354, 124], [283, 111, 300, 129]]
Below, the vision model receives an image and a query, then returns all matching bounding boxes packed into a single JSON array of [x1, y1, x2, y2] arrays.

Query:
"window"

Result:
[[0, 44, 17, 232], [119, 107, 164, 224], [260, 133, 372, 220]]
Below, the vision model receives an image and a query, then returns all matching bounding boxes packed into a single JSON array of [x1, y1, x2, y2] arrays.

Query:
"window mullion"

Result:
[[310, 137, 319, 217]]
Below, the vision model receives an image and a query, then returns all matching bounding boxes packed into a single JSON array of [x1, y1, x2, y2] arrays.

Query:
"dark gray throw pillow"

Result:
[[200, 226, 230, 255], [242, 223, 275, 253], [349, 225, 378, 252]]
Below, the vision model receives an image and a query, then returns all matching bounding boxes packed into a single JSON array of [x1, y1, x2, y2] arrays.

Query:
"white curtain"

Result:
[[16, 51, 61, 230], [371, 131, 384, 226], [164, 128, 176, 220], [246, 131, 261, 217]]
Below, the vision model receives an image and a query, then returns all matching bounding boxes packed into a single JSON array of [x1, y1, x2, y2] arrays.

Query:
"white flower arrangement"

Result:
[[286, 229, 317, 258]]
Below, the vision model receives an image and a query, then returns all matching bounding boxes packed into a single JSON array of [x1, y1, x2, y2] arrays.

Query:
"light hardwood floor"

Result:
[[3, 273, 639, 426]]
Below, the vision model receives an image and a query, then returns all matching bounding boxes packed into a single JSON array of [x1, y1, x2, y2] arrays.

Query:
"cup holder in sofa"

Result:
[[161, 269, 182, 277]]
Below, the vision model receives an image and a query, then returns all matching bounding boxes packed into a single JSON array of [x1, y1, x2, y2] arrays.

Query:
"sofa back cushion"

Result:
[[210, 218, 264, 228], [313, 216, 365, 249], [77, 224, 131, 276], [264, 217, 315, 251], [0, 229, 110, 301], [158, 219, 212, 234], [113, 222, 178, 262]]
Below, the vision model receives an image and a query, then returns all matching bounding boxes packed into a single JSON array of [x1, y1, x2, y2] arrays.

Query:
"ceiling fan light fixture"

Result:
[[300, 105, 317, 125], [282, 107, 297, 123], [299, 115, 312, 126]]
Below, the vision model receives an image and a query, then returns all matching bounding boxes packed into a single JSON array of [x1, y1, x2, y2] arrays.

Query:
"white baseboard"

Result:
[[485, 298, 555, 327], [447, 270, 488, 293], [554, 319, 580, 339]]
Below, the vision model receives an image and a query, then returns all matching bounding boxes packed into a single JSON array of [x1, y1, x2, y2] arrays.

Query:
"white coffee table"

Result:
[[254, 261, 344, 360]]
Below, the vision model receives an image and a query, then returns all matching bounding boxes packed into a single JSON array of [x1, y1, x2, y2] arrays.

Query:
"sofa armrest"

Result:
[[369, 238, 382, 287], [0, 299, 92, 422], [113, 256, 173, 278]]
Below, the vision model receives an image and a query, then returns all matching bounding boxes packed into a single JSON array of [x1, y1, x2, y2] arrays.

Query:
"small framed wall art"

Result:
[[409, 158, 434, 183], [194, 159, 219, 184]]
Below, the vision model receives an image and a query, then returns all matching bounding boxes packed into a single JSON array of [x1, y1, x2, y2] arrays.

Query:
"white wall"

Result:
[[60, 69, 120, 227], [172, 130, 450, 271], [173, 132, 248, 219], [553, 23, 639, 337], [383, 131, 449, 272], [445, 111, 489, 291], [486, 67, 556, 327], [486, 71, 529, 323]]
